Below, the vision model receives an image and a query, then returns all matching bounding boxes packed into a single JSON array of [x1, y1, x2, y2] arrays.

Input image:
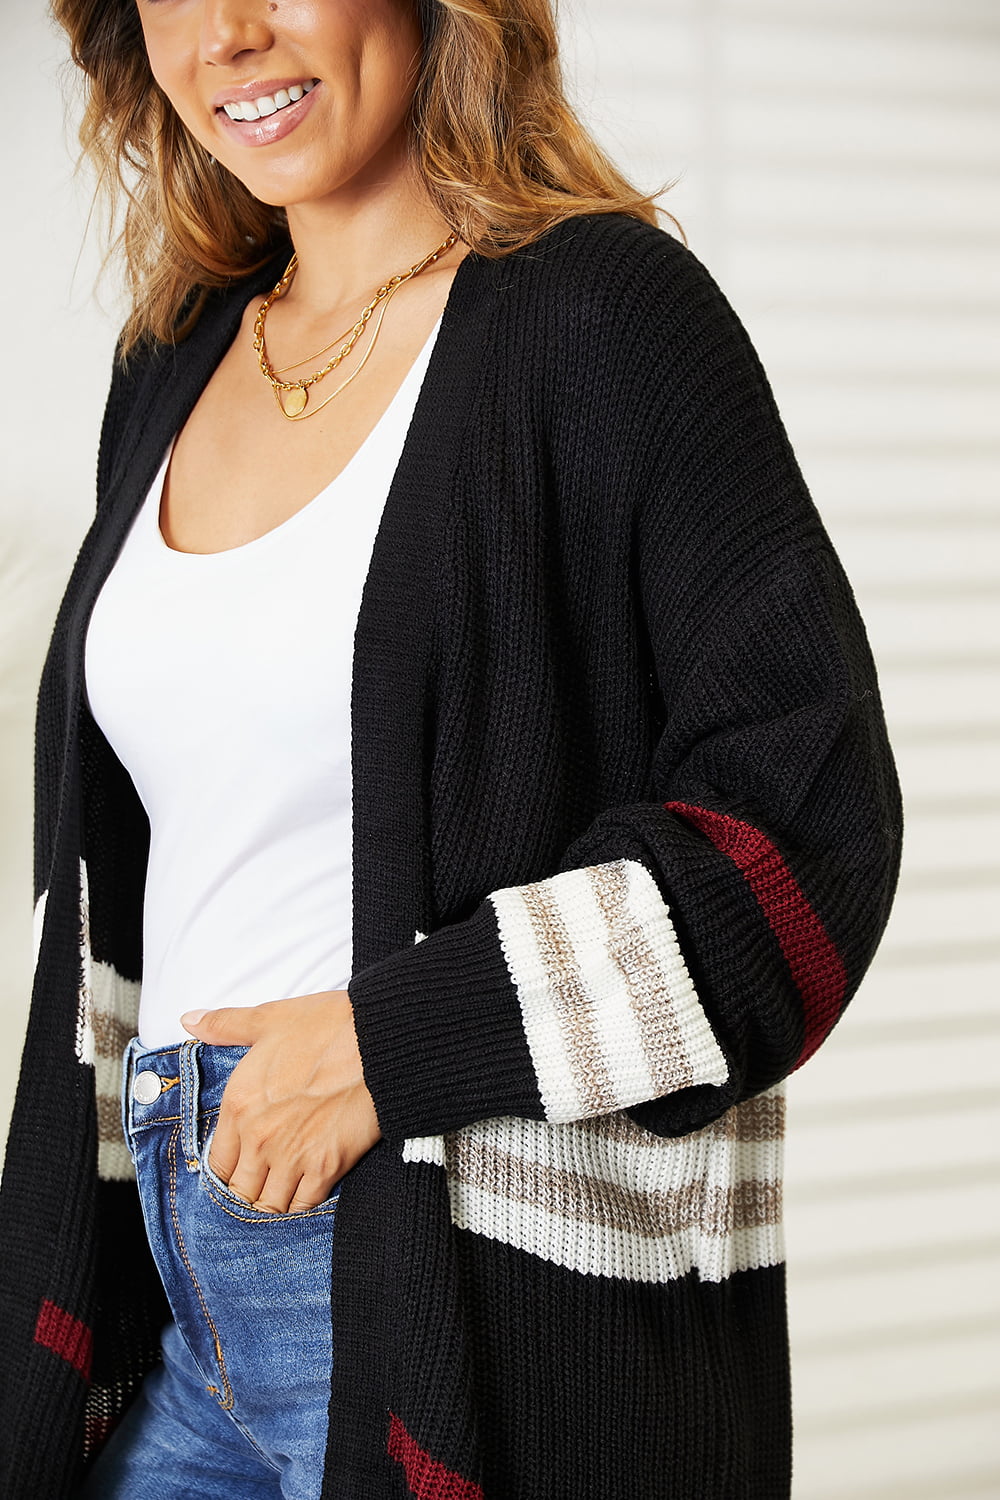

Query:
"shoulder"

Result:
[[496, 214, 735, 336], [479, 214, 771, 439], [97, 249, 289, 503], [488, 214, 762, 392], [109, 247, 289, 391]]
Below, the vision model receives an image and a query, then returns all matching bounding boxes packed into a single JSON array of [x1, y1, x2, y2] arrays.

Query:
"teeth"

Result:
[[222, 83, 316, 123]]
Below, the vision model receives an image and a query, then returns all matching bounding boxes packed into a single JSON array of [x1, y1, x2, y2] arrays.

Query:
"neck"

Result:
[[282, 162, 455, 314]]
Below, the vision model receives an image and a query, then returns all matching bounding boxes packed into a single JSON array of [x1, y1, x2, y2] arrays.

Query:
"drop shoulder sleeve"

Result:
[[348, 232, 902, 1142]]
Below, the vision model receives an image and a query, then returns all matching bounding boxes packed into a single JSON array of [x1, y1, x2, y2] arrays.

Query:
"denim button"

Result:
[[132, 1070, 163, 1105]]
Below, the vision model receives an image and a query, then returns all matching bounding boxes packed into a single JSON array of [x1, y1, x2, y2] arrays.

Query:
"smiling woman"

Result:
[[55, 0, 661, 349], [136, 0, 428, 216], [0, 0, 901, 1497]]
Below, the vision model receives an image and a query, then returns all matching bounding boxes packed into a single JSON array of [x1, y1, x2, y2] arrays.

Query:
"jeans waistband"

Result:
[[122, 1038, 250, 1168]]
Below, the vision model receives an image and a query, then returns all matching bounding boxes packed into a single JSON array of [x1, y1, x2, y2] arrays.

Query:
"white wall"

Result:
[[4, 3, 999, 1496], [2, 6, 122, 1151], [559, 2, 1000, 1495]]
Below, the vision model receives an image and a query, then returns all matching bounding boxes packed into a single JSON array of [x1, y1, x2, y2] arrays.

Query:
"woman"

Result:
[[0, 0, 901, 1496]]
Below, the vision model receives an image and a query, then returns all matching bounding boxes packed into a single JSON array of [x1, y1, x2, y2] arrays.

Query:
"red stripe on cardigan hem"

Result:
[[34, 1298, 93, 1382], [388, 1413, 484, 1500], [665, 802, 847, 1066]]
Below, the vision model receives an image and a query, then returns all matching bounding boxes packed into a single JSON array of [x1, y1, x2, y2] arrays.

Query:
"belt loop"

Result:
[[179, 1040, 202, 1172], [120, 1036, 141, 1151]]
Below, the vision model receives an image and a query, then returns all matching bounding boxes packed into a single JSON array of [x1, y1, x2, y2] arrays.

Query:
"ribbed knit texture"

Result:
[[0, 215, 900, 1498]]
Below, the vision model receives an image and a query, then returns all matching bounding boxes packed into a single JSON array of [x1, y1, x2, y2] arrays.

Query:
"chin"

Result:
[[228, 166, 345, 212], [246, 185, 301, 209]]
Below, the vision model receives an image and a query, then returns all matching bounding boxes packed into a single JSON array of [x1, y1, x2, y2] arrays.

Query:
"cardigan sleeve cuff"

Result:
[[348, 899, 545, 1141], [349, 858, 728, 1142]]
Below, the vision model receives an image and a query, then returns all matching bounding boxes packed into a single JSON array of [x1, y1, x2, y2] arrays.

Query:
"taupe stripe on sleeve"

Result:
[[490, 859, 728, 1123]]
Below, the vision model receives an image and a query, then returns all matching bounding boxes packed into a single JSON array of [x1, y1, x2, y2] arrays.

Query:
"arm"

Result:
[[348, 241, 902, 1144]]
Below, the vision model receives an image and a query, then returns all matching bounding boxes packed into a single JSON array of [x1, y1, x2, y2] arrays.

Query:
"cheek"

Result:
[[136, 21, 204, 140], [357, 19, 424, 125]]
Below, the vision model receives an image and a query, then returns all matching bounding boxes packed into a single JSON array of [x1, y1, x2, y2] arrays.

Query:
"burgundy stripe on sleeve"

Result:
[[665, 802, 847, 1066], [34, 1299, 93, 1382], [388, 1413, 484, 1500]]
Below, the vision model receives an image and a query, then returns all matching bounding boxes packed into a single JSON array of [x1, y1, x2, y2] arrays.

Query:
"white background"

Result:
[[3, 3, 999, 1495]]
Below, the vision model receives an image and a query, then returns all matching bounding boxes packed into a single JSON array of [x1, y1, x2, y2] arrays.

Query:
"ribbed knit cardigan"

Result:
[[0, 214, 901, 1499]]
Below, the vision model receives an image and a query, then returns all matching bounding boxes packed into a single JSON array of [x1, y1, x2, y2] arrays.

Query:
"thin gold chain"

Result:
[[252, 231, 458, 420], [276, 285, 399, 423], [271, 279, 410, 376], [271, 316, 360, 376]]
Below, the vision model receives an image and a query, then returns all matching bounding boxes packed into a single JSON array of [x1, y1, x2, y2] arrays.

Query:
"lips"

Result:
[[214, 79, 320, 147], [219, 79, 317, 122]]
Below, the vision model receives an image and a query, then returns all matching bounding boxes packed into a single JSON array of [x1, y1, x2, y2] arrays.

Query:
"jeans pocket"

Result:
[[199, 1122, 341, 1222]]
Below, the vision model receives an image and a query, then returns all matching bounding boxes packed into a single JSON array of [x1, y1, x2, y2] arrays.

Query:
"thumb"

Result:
[[180, 1005, 263, 1044]]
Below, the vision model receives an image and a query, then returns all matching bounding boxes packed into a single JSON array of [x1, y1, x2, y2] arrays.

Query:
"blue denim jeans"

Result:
[[80, 1038, 339, 1500]]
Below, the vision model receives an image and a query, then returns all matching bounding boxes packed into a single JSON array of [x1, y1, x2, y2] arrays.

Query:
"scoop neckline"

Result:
[[154, 313, 443, 561]]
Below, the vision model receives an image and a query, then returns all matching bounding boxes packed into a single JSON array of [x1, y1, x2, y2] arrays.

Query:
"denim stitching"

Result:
[[133, 1105, 221, 1131], [166, 1121, 235, 1409], [201, 1177, 340, 1223]]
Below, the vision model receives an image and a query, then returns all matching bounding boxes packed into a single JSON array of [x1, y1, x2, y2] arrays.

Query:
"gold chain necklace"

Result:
[[253, 231, 458, 421]]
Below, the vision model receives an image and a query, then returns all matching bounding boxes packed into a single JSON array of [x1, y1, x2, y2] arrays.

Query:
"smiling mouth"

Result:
[[220, 80, 317, 123]]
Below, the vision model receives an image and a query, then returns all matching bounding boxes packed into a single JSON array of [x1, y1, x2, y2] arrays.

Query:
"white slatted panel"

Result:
[[561, 2, 1000, 1494], [2, 13, 121, 1153]]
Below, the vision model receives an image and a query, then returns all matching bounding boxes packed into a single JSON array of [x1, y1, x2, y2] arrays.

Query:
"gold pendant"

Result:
[[279, 386, 308, 418]]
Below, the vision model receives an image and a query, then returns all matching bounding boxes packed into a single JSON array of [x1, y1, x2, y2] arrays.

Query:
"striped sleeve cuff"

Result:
[[491, 859, 728, 1123], [350, 858, 728, 1141]]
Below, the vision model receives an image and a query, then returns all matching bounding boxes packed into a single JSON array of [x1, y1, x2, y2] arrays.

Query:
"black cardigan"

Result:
[[0, 214, 901, 1499]]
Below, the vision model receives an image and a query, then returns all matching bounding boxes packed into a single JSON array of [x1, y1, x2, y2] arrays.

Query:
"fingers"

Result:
[[181, 1004, 266, 1045], [216, 1155, 267, 1208], [215, 1156, 338, 1215], [263, 1171, 338, 1215], [192, 991, 381, 1213], [207, 1101, 341, 1214], [206, 1108, 242, 1192], [248, 1167, 307, 1216]]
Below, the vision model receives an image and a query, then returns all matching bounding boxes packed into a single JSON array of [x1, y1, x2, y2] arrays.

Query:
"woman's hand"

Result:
[[180, 991, 381, 1214]]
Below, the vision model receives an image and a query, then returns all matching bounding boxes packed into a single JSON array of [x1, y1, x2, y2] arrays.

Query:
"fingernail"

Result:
[[181, 1009, 207, 1028]]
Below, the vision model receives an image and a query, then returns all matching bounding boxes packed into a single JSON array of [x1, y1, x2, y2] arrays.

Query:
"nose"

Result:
[[199, 0, 274, 66]]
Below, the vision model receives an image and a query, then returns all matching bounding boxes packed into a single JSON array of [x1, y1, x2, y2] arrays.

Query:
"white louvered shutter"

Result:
[[561, 3, 1000, 1495]]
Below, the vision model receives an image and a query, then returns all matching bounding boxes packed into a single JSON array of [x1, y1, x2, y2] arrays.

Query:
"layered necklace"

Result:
[[253, 231, 458, 421]]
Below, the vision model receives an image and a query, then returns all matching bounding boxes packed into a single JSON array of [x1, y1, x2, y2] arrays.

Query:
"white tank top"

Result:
[[85, 320, 440, 1048]]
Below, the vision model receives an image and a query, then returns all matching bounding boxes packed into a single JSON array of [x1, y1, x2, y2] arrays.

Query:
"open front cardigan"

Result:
[[0, 214, 901, 1499]]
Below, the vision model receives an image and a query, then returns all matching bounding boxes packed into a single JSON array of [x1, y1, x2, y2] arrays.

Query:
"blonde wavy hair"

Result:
[[53, 0, 674, 352]]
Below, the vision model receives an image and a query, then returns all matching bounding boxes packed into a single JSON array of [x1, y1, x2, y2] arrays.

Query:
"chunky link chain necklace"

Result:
[[253, 231, 458, 421]]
